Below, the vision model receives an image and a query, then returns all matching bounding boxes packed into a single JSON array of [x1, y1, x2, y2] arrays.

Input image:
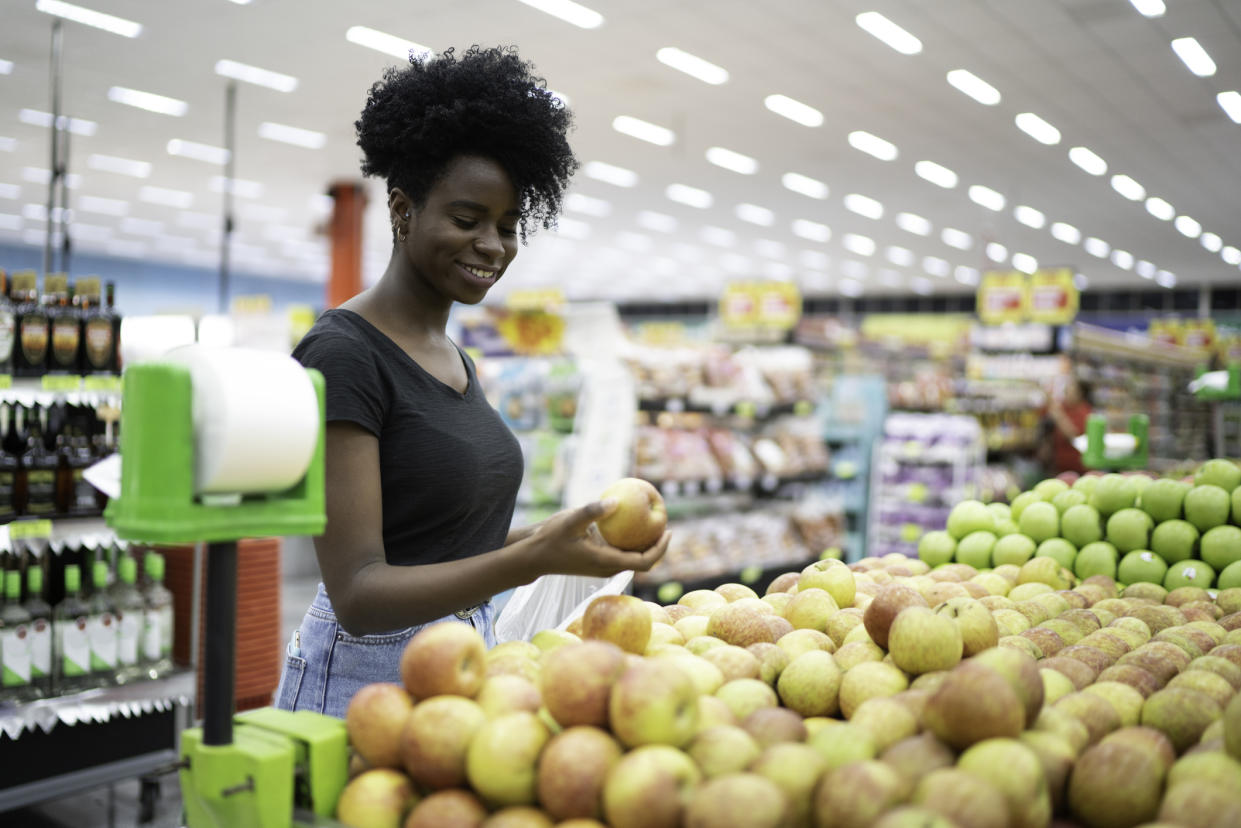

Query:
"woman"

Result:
[[276, 46, 669, 718]]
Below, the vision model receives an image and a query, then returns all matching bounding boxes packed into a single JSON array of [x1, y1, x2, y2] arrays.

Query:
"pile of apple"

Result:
[[917, 458, 1241, 591], [333, 546, 1241, 828]]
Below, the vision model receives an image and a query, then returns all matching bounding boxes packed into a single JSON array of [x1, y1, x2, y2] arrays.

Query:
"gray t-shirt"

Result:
[[293, 309, 523, 566]]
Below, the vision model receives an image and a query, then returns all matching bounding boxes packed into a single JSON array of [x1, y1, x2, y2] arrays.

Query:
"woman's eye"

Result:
[[451, 216, 477, 228], [499, 226, 518, 237]]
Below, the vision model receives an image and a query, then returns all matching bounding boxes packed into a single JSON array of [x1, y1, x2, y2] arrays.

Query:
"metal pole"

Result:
[[44, 20, 63, 276], [58, 123, 71, 274], [202, 540, 237, 746], [219, 81, 236, 315]]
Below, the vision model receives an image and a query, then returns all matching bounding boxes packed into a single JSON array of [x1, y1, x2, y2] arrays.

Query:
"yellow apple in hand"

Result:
[[596, 478, 667, 551]]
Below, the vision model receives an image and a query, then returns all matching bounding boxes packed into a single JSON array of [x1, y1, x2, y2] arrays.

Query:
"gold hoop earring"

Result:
[[397, 225, 408, 243]]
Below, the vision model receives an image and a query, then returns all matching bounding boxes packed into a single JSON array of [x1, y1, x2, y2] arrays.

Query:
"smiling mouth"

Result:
[[459, 263, 498, 281]]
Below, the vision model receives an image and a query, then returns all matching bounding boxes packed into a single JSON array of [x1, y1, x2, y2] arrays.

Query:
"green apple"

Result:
[[1017, 557, 1073, 591], [1164, 559, 1215, 592], [608, 659, 700, 748], [1140, 686, 1223, 753], [1150, 519, 1199, 565], [715, 678, 777, 723], [687, 725, 761, 778], [1219, 560, 1241, 590], [1117, 550, 1168, 585], [1185, 484, 1231, 532], [922, 661, 1024, 749], [1036, 538, 1077, 571], [1072, 474, 1100, 496], [838, 661, 909, 718], [955, 531, 998, 570], [1066, 740, 1164, 828], [1195, 458, 1241, 492], [1052, 489, 1088, 514], [808, 721, 877, 769], [798, 559, 856, 609], [749, 742, 827, 828], [1035, 478, 1070, 501], [1090, 474, 1138, 518], [465, 712, 551, 807], [684, 772, 787, 828], [775, 650, 841, 718], [602, 744, 701, 828], [811, 760, 906, 828], [1075, 542, 1118, 581], [1018, 501, 1060, 544], [1201, 525, 1241, 573], [1226, 693, 1241, 760], [913, 768, 1010, 828], [956, 738, 1052, 828], [993, 534, 1037, 567], [933, 596, 998, 657], [988, 502, 1012, 521], [1010, 491, 1043, 522], [1140, 478, 1189, 523], [887, 606, 963, 675], [918, 530, 957, 568], [1234, 485, 1241, 525], [335, 769, 419, 828], [947, 500, 997, 541], [1106, 508, 1153, 553], [994, 518, 1021, 537], [1061, 504, 1103, 548]]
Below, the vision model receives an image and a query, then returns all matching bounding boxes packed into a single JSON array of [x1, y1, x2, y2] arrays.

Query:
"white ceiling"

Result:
[[1, 0, 1239, 304]]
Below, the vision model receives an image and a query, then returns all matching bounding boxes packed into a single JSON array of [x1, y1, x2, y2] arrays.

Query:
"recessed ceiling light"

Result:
[[843, 193, 883, 219], [955, 266, 980, 286], [839, 278, 864, 297], [636, 210, 677, 232], [1083, 237, 1111, 258], [258, 122, 326, 149], [1110, 174, 1145, 201], [946, 69, 1000, 105], [1174, 215, 1202, 238], [36, 0, 142, 37], [23, 167, 80, 188], [706, 146, 758, 174], [1145, 197, 1174, 220], [968, 185, 1005, 211], [792, 219, 830, 243], [612, 115, 675, 146], [914, 160, 958, 188], [985, 242, 1008, 262], [514, 0, 603, 29], [1068, 146, 1107, 176], [1135, 260, 1156, 278], [665, 183, 711, 209], [107, 86, 187, 117], [1014, 205, 1046, 229], [178, 210, 217, 229], [920, 256, 949, 277], [583, 161, 637, 187], [1012, 253, 1038, 274], [564, 193, 610, 217], [344, 26, 433, 60], [781, 172, 828, 200], [22, 203, 70, 222], [1074, 273, 1089, 291], [209, 176, 263, 199], [1111, 249, 1135, 270], [886, 246, 914, 266], [1200, 232, 1223, 252], [847, 131, 898, 161], [754, 239, 786, 259], [214, 59, 297, 92], [1129, 0, 1165, 17], [895, 212, 932, 236], [20, 109, 97, 136], [656, 47, 727, 85], [1222, 246, 1241, 265], [735, 203, 775, 226], [120, 217, 164, 237], [168, 139, 229, 165], [842, 233, 876, 256], [0, 183, 19, 200], [800, 250, 830, 269], [0, 137, 15, 152], [1218, 91, 1241, 124], [763, 94, 823, 127], [855, 11, 922, 55], [941, 228, 973, 250], [1015, 112, 1061, 145], [71, 222, 112, 241], [77, 194, 127, 215], [0, 60, 12, 75], [1155, 270, 1176, 288], [1171, 37, 1215, 77], [701, 226, 736, 247]]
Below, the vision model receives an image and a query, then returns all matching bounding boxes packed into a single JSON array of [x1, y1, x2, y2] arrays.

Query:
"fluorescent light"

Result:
[[763, 94, 823, 127], [177, 211, 217, 229], [0, 137, 15, 152], [842, 233, 876, 256], [1171, 37, 1215, 77], [855, 12, 922, 55], [88, 153, 150, 178], [896, 212, 932, 236], [77, 194, 127, 215], [665, 183, 711, 208], [955, 266, 980, 286], [240, 204, 286, 222], [22, 203, 70, 222], [168, 139, 229, 165], [70, 221, 111, 241], [841, 261, 869, 280], [1015, 112, 1061, 145], [209, 176, 263, 199], [214, 59, 297, 92], [701, 226, 735, 247], [139, 185, 193, 209], [1136, 260, 1157, 279], [1200, 232, 1223, 252], [583, 161, 637, 188], [636, 210, 677, 232], [941, 228, 973, 250], [1074, 273, 1089, 291], [36, 0, 141, 37], [843, 193, 883, 220], [1014, 205, 1046, 229], [968, 185, 1005, 211], [1084, 237, 1111, 258], [0, 60, 12, 75], [0, 183, 18, 200], [19, 108, 97, 136], [781, 172, 828, 200], [514, 0, 603, 29], [1111, 249, 1135, 270], [706, 146, 758, 175], [915, 160, 958, 188], [800, 250, 829, 269], [923, 256, 951, 277], [1218, 91, 1241, 124], [1222, 246, 1241, 266], [1110, 174, 1145, 201], [1145, 197, 1174, 220], [847, 131, 898, 162], [1156, 270, 1176, 288], [564, 193, 610, 217], [985, 242, 1008, 262], [1068, 146, 1107, 176], [612, 115, 674, 146], [23, 167, 80, 188], [792, 219, 830, 243], [1174, 215, 1202, 239], [1012, 253, 1038, 274], [755, 239, 785, 258], [735, 203, 775, 226], [344, 26, 432, 60], [946, 69, 1000, 105], [656, 47, 727, 85], [258, 122, 326, 149], [120, 217, 163, 236], [886, 246, 914, 266], [1129, 0, 1165, 17], [107, 86, 187, 116], [839, 279, 864, 297]]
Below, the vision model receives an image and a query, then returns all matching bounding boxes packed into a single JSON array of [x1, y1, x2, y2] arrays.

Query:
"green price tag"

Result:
[[900, 523, 923, 543], [9, 519, 53, 540], [907, 483, 928, 504], [903, 441, 923, 458], [735, 401, 757, 419], [656, 581, 684, 604], [83, 375, 122, 391], [794, 400, 813, 416], [41, 374, 82, 391], [0, 375, 11, 389], [738, 565, 763, 585], [835, 460, 858, 480]]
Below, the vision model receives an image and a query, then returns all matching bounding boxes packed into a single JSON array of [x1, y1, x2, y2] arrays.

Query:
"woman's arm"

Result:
[[316, 422, 668, 635]]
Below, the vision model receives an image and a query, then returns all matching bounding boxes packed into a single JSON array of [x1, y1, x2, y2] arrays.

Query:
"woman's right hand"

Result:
[[523, 499, 670, 578]]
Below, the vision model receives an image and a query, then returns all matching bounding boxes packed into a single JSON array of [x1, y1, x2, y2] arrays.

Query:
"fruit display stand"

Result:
[[1193, 361, 1241, 459]]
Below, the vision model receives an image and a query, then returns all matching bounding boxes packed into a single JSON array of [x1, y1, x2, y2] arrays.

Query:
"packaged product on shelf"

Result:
[[12, 271, 49, 378], [85, 560, 118, 688], [142, 552, 174, 679], [110, 555, 146, 684], [0, 568, 33, 700], [705, 426, 760, 486], [789, 495, 846, 554], [23, 564, 52, 699], [52, 563, 91, 694]]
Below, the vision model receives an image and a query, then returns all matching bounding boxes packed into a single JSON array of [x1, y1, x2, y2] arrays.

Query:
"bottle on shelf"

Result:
[[110, 555, 145, 684], [142, 552, 174, 679], [86, 559, 118, 688], [24, 564, 52, 699], [53, 563, 91, 695], [0, 404, 19, 522], [46, 274, 81, 375], [105, 281, 121, 374], [0, 270, 15, 377], [0, 567, 34, 701], [20, 405, 59, 516], [12, 271, 48, 378], [78, 277, 115, 375]]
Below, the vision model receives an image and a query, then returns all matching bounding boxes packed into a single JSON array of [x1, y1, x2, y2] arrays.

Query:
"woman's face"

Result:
[[400, 155, 521, 305]]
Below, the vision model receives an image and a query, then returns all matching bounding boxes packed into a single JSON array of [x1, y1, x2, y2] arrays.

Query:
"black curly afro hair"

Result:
[[355, 45, 576, 242]]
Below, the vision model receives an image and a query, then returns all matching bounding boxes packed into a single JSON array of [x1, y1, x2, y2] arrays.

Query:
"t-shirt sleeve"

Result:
[[293, 331, 386, 436]]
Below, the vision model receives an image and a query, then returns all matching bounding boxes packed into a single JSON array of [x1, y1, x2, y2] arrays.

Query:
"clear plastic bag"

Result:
[[494, 570, 633, 643]]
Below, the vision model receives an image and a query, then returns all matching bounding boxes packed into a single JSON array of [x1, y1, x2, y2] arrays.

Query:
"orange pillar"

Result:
[[326, 181, 367, 308]]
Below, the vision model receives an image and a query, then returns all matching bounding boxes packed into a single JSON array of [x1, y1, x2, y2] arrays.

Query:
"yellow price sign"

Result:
[[1027, 268, 1078, 325], [0, 375, 11, 390], [977, 271, 1029, 325], [41, 374, 81, 392], [83, 375, 122, 392], [9, 519, 53, 540]]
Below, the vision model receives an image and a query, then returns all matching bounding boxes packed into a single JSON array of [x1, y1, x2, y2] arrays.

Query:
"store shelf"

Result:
[[638, 397, 815, 420]]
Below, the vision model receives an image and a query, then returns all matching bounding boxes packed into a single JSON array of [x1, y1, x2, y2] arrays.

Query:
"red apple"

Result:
[[596, 477, 667, 551], [344, 682, 413, 769], [400, 622, 487, 700], [582, 594, 652, 654]]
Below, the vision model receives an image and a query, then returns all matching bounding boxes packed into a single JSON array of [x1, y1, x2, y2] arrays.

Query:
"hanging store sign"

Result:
[[719, 281, 801, 330], [1026, 267, 1079, 325], [977, 271, 1029, 325], [978, 269, 1079, 325]]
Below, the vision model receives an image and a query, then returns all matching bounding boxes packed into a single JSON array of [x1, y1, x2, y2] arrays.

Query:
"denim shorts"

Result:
[[274, 583, 496, 719]]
